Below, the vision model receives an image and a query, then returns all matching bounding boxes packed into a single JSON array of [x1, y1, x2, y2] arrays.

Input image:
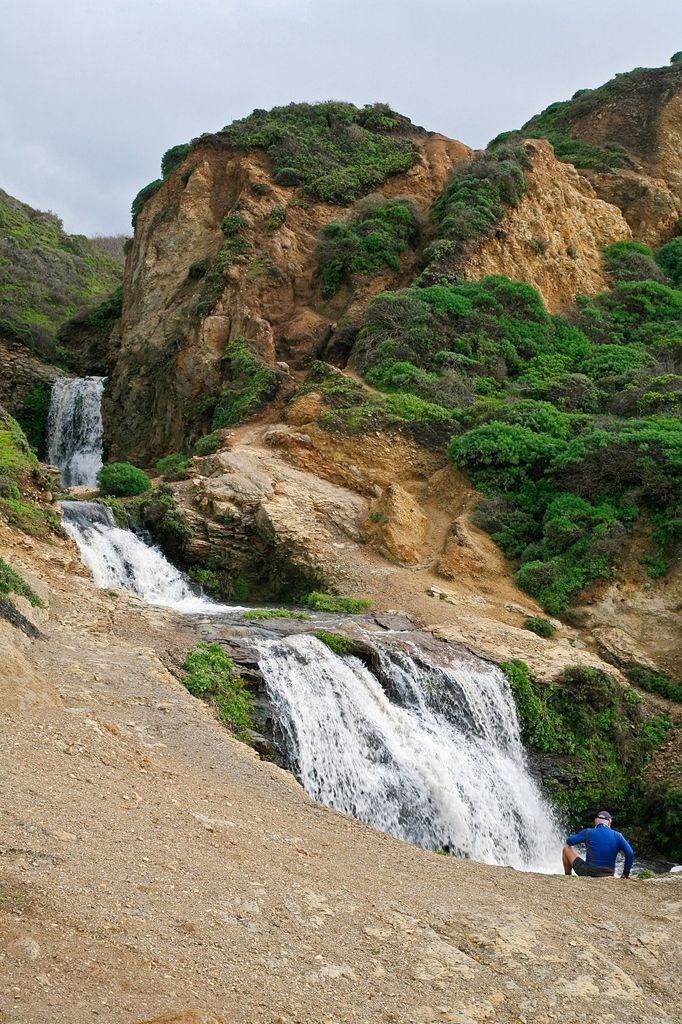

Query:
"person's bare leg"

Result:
[[562, 845, 578, 875]]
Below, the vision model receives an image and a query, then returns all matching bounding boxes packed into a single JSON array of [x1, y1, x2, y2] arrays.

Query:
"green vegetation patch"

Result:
[[241, 608, 311, 621], [312, 630, 359, 656], [182, 641, 253, 738], [213, 102, 419, 205], [349, 269, 682, 613], [97, 462, 151, 497], [316, 196, 421, 298], [300, 591, 371, 613], [503, 659, 677, 855], [0, 410, 58, 538], [139, 484, 193, 555], [429, 144, 528, 250], [625, 664, 682, 704], [204, 337, 279, 429], [15, 381, 52, 457], [524, 615, 554, 638], [0, 556, 44, 608], [155, 453, 191, 481]]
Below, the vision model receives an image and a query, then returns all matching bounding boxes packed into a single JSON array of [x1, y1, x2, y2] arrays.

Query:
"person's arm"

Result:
[[619, 834, 634, 878], [565, 828, 588, 846]]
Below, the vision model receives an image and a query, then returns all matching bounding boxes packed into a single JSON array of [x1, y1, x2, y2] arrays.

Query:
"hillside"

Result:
[[0, 187, 123, 358]]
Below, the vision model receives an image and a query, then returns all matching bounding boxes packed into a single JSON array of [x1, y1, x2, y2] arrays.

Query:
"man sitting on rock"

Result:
[[562, 811, 634, 878]]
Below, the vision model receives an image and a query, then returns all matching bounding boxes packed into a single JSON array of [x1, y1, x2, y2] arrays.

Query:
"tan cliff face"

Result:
[[105, 134, 471, 463], [538, 64, 682, 246], [459, 139, 631, 311]]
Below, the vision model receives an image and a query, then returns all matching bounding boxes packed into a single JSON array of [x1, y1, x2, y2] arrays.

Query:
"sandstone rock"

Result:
[[365, 483, 428, 565], [460, 139, 631, 311]]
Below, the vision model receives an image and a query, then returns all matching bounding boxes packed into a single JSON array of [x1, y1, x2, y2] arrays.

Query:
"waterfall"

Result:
[[60, 501, 236, 614], [47, 377, 105, 488], [256, 633, 561, 871]]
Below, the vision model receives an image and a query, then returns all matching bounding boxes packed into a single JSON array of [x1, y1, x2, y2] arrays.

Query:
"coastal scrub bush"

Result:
[[625, 664, 682, 704], [524, 615, 554, 638], [155, 453, 191, 480], [131, 179, 163, 225], [16, 381, 52, 456], [300, 591, 372, 613], [216, 101, 418, 204], [602, 241, 669, 284], [656, 236, 682, 287], [182, 641, 253, 736], [97, 462, 151, 497], [0, 556, 44, 607], [192, 430, 225, 456], [426, 144, 529, 270], [210, 337, 279, 429], [316, 196, 421, 297]]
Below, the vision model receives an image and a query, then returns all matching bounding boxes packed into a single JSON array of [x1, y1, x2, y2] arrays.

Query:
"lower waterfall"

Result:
[[56, 424, 562, 870], [47, 376, 106, 488], [60, 501, 235, 614], [256, 633, 561, 871]]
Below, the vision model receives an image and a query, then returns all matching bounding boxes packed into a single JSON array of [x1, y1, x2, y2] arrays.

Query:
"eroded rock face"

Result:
[[530, 63, 682, 246], [0, 335, 60, 419], [104, 135, 471, 463], [178, 444, 369, 597], [460, 140, 631, 311]]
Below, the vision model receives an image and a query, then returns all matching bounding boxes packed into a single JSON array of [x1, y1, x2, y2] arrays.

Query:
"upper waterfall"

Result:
[[47, 376, 105, 488], [256, 633, 562, 871]]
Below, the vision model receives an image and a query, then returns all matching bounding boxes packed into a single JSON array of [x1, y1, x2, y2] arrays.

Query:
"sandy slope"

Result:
[[0, 529, 680, 1024]]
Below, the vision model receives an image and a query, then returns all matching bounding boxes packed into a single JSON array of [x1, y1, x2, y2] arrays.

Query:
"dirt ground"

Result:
[[0, 526, 680, 1024]]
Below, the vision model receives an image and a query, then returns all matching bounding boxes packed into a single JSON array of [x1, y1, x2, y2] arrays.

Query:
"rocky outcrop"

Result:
[[460, 139, 631, 311], [0, 334, 60, 417], [105, 133, 470, 463], [523, 62, 682, 245]]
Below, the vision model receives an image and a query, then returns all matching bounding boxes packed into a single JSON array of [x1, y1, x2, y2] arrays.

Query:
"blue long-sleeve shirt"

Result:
[[566, 823, 634, 876]]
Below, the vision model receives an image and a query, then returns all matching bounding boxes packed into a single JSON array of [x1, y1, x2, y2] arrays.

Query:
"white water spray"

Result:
[[47, 377, 106, 487], [257, 633, 562, 871], [60, 501, 236, 614]]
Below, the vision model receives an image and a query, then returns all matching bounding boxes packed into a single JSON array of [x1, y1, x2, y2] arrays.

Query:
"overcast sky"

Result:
[[2, 0, 682, 236]]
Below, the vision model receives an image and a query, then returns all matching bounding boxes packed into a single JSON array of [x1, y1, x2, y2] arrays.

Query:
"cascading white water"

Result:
[[60, 501, 236, 614], [47, 377, 106, 487], [257, 633, 562, 871]]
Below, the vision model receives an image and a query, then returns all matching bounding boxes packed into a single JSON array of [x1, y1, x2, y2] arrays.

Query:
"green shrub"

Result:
[[656, 236, 682, 287], [161, 143, 191, 178], [193, 430, 225, 456], [625, 664, 682, 704], [313, 630, 366, 656], [524, 615, 554, 638], [16, 381, 52, 456], [97, 462, 151, 497], [215, 101, 418, 205], [210, 337, 279, 429], [300, 591, 372, 613], [131, 179, 163, 225], [671, 51, 682, 63], [504, 659, 675, 848], [139, 484, 193, 553], [0, 556, 44, 607], [316, 197, 420, 297], [603, 241, 668, 284], [266, 205, 286, 231], [182, 642, 253, 736], [241, 608, 310, 620], [431, 144, 528, 247], [155, 453, 191, 480]]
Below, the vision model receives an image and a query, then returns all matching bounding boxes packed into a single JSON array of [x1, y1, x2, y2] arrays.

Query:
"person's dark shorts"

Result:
[[572, 856, 613, 878]]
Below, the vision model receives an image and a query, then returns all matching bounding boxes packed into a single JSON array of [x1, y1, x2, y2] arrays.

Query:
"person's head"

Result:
[[594, 810, 612, 828]]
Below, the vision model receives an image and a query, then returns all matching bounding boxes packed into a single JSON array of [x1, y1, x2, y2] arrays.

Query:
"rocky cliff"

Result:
[[521, 61, 682, 245]]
